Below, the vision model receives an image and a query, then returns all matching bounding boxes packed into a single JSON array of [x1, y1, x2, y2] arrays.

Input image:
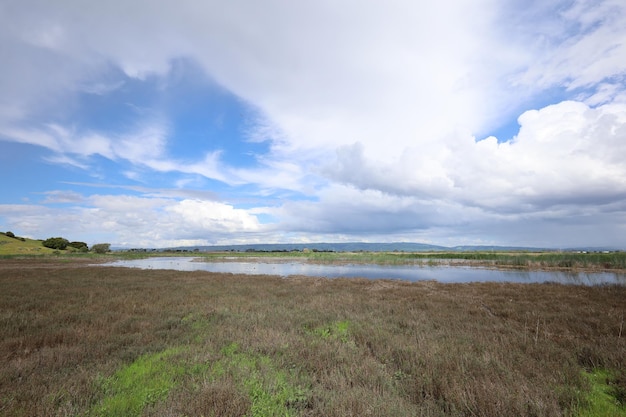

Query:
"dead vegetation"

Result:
[[0, 259, 624, 416]]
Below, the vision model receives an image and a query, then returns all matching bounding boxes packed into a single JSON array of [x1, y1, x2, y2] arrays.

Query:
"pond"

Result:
[[100, 257, 626, 285]]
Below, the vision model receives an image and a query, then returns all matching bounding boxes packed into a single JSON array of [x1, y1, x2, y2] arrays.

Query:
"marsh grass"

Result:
[[1, 259, 625, 416], [196, 250, 626, 271], [4, 248, 626, 272]]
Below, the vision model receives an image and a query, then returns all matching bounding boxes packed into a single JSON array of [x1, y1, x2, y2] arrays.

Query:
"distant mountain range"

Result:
[[162, 242, 560, 253]]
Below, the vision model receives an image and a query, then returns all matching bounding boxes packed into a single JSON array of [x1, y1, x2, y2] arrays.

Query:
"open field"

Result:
[[1, 258, 625, 416]]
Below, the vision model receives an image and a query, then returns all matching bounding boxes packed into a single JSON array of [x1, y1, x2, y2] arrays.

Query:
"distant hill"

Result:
[[0, 232, 56, 255], [3, 230, 619, 255], [450, 245, 550, 252], [188, 242, 449, 252], [165, 242, 555, 253]]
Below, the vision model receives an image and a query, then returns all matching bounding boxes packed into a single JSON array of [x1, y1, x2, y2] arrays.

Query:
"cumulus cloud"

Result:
[[3, 0, 623, 163], [168, 199, 261, 235], [273, 184, 472, 235], [0, 193, 263, 247], [325, 100, 626, 213]]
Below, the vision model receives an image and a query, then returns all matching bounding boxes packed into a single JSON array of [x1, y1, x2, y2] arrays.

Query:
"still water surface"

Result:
[[102, 257, 626, 285]]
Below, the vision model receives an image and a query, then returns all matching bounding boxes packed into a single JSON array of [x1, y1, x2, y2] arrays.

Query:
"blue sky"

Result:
[[1, 0, 626, 248]]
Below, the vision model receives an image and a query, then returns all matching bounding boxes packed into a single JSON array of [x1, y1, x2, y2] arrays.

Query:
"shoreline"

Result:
[[3, 254, 626, 275]]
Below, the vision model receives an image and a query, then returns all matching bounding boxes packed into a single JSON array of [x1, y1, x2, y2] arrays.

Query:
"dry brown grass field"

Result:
[[1, 258, 625, 416]]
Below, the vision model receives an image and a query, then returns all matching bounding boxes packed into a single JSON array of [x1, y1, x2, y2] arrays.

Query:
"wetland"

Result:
[[1, 257, 625, 416], [102, 256, 626, 285]]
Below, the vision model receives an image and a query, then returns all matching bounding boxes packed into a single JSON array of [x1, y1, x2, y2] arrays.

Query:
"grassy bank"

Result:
[[196, 250, 626, 271], [0, 233, 55, 256], [1, 259, 625, 416]]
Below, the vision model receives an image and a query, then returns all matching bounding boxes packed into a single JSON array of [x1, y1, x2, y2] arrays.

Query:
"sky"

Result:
[[1, 0, 626, 249]]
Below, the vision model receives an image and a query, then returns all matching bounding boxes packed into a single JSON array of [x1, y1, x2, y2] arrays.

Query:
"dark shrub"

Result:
[[42, 237, 70, 250], [69, 241, 89, 251], [91, 243, 111, 254]]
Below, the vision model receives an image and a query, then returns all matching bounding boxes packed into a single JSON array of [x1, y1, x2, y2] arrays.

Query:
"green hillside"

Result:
[[0, 232, 56, 255]]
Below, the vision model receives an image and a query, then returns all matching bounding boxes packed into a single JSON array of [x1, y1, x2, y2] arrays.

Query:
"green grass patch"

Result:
[[212, 342, 309, 417], [92, 347, 191, 417], [578, 369, 626, 417], [309, 320, 352, 343], [181, 312, 212, 343], [0, 233, 55, 256]]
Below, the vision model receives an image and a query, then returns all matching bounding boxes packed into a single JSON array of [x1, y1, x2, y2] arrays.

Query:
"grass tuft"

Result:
[[308, 319, 352, 343]]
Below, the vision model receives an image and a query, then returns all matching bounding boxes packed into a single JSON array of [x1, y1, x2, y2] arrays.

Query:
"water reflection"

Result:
[[100, 257, 626, 285]]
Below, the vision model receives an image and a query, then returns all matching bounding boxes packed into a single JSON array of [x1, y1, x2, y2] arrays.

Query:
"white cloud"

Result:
[[324, 100, 626, 215], [115, 123, 169, 164], [41, 190, 85, 204], [1, 0, 504, 155], [273, 184, 468, 235], [4, 0, 622, 165], [167, 199, 261, 234], [512, 0, 626, 92], [0, 194, 263, 247], [0, 120, 169, 168]]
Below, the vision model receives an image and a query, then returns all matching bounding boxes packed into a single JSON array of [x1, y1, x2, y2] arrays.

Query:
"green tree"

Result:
[[69, 241, 89, 251], [5, 231, 15, 238], [42, 237, 70, 250], [91, 243, 111, 254]]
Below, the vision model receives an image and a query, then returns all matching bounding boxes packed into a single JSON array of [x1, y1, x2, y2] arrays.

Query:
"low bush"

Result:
[[42, 237, 70, 250], [91, 243, 111, 254], [69, 241, 89, 251]]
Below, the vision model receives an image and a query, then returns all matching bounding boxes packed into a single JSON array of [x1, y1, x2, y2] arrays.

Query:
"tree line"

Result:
[[40, 237, 110, 254], [4, 231, 110, 253]]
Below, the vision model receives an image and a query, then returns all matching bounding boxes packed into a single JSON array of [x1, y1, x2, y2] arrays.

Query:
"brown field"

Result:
[[0, 259, 625, 416]]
